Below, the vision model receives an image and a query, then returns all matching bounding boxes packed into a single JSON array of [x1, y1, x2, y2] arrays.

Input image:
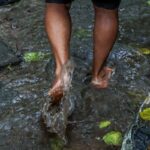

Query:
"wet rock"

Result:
[[0, 0, 149, 149], [0, 0, 20, 6], [121, 94, 150, 150], [42, 94, 75, 143], [0, 41, 21, 68], [42, 60, 75, 143], [119, 0, 150, 47], [43, 44, 150, 148], [133, 126, 150, 150]]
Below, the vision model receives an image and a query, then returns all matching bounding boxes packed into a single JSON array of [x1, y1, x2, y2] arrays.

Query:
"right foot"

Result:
[[91, 66, 113, 89]]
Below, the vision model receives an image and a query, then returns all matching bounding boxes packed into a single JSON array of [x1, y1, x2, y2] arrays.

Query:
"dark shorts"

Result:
[[45, 0, 121, 9]]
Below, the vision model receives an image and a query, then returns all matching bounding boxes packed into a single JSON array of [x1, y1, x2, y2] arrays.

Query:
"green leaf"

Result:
[[147, 0, 150, 5], [98, 121, 111, 129], [139, 48, 150, 55], [102, 131, 122, 146], [140, 107, 150, 121]]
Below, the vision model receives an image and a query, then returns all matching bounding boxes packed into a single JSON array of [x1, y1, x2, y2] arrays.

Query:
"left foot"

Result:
[[48, 76, 64, 105], [48, 60, 74, 105], [91, 66, 113, 89]]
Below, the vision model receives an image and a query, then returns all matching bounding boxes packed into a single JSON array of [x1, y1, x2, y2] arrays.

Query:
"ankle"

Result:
[[91, 76, 98, 82], [55, 67, 62, 77]]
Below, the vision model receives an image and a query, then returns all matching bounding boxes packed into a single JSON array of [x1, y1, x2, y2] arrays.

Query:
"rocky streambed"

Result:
[[0, 0, 150, 149]]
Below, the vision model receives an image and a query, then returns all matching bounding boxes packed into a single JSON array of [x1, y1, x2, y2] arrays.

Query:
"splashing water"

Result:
[[41, 59, 75, 143], [121, 93, 150, 150]]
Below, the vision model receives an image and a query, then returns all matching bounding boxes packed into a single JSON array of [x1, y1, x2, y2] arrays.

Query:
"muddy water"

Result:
[[0, 0, 150, 150]]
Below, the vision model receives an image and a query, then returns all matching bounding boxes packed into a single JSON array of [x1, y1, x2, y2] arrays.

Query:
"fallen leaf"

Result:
[[102, 131, 122, 146], [139, 48, 150, 55], [140, 107, 150, 121], [98, 121, 111, 129]]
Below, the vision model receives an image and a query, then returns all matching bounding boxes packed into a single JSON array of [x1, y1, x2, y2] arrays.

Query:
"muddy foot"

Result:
[[91, 66, 113, 89], [48, 60, 74, 105], [48, 78, 63, 105]]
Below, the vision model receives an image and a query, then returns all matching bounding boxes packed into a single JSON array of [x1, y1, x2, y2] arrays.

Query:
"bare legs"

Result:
[[45, 3, 119, 103], [91, 7, 119, 88]]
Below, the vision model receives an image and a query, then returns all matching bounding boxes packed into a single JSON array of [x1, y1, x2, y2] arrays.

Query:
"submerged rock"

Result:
[[0, 41, 21, 68]]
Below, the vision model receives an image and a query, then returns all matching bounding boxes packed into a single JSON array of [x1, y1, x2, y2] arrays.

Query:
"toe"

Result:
[[50, 89, 64, 105]]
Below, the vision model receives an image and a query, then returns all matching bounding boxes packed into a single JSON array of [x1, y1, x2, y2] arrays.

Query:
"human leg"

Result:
[[91, 1, 120, 88], [45, 1, 72, 103]]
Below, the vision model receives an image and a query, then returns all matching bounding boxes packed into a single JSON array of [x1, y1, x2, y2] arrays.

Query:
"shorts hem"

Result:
[[45, 0, 72, 4], [92, 0, 121, 10]]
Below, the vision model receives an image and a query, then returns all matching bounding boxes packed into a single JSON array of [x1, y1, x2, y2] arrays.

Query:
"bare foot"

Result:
[[48, 77, 64, 105], [48, 60, 74, 105], [91, 66, 113, 89]]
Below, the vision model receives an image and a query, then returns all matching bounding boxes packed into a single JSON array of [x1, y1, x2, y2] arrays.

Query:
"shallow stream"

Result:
[[0, 0, 150, 149]]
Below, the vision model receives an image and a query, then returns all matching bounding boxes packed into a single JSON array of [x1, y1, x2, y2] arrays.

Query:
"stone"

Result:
[[0, 41, 21, 68], [0, 0, 20, 6]]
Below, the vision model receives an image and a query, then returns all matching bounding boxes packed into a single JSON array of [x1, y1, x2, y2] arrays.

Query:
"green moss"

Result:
[[51, 138, 64, 150], [23, 52, 51, 62], [7, 65, 13, 71], [127, 91, 145, 100], [74, 28, 91, 39]]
